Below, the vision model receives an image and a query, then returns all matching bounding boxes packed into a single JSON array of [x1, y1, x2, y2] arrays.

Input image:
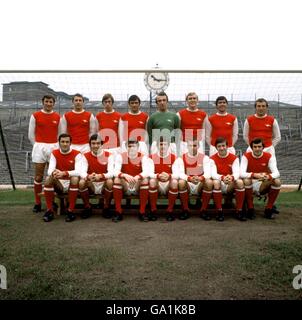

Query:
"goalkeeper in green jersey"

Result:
[[147, 91, 181, 155]]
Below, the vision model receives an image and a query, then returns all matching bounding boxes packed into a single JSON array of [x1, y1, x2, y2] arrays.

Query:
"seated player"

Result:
[[240, 138, 281, 219], [178, 137, 213, 220], [112, 139, 150, 222], [79, 134, 115, 219], [210, 137, 246, 222], [43, 134, 82, 223], [149, 137, 180, 222]]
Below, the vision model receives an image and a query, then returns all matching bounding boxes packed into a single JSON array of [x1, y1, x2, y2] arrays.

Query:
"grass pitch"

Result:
[[0, 189, 302, 300]]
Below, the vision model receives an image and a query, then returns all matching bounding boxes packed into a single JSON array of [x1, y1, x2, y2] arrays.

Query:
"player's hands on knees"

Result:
[[158, 172, 170, 182]]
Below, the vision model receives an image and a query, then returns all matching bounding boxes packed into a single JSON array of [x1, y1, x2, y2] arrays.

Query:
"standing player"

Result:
[[205, 96, 238, 156], [210, 137, 246, 222], [119, 94, 149, 155], [149, 138, 180, 222], [28, 94, 60, 213], [240, 138, 281, 219], [147, 92, 180, 155], [78, 134, 115, 219], [95, 93, 121, 155], [243, 98, 281, 156], [112, 139, 150, 222], [59, 93, 96, 153], [178, 137, 213, 220], [177, 92, 207, 155], [42, 134, 82, 223]]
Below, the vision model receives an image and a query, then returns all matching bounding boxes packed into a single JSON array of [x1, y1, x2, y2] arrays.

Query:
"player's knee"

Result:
[[149, 178, 157, 188], [70, 176, 79, 185], [273, 179, 281, 187], [178, 179, 187, 190], [34, 175, 43, 183], [78, 179, 87, 190], [105, 179, 114, 189], [141, 178, 149, 185], [170, 179, 178, 189], [235, 179, 244, 189], [114, 177, 121, 184], [243, 178, 252, 186], [213, 179, 221, 190], [44, 176, 54, 186]]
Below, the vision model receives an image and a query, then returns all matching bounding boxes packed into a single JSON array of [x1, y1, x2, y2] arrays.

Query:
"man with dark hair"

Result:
[[28, 95, 60, 213], [95, 93, 121, 154], [210, 137, 246, 222], [147, 92, 180, 155], [78, 134, 115, 219], [205, 96, 238, 156], [240, 138, 281, 219], [119, 94, 149, 155], [112, 139, 150, 222], [59, 93, 96, 153], [42, 134, 82, 223], [243, 98, 281, 156]]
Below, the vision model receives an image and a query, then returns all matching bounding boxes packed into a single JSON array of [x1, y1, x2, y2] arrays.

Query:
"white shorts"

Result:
[[188, 181, 202, 195], [32, 142, 59, 163], [158, 181, 170, 195], [124, 181, 140, 195], [58, 179, 70, 193], [92, 181, 105, 194], [209, 145, 236, 157], [179, 141, 205, 156], [121, 141, 149, 156], [71, 143, 90, 154], [252, 179, 262, 195]]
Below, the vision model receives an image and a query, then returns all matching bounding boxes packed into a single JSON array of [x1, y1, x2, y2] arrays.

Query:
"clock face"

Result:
[[144, 72, 169, 92]]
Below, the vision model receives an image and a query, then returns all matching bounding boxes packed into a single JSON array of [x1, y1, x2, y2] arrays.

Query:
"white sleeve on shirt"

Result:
[[47, 153, 57, 176], [177, 157, 188, 181], [113, 153, 123, 177], [240, 155, 252, 179], [272, 119, 281, 147], [231, 157, 240, 180], [243, 119, 249, 146], [28, 115, 36, 145], [210, 158, 222, 180], [268, 155, 280, 179], [104, 154, 115, 179], [89, 114, 97, 137], [232, 118, 239, 146], [203, 155, 212, 179], [59, 115, 67, 135], [205, 117, 212, 146], [67, 153, 83, 177], [171, 157, 181, 179]]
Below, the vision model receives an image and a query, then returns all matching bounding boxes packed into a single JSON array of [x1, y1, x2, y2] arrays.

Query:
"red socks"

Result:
[[34, 180, 42, 205]]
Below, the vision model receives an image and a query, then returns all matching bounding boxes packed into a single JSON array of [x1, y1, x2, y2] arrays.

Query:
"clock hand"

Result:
[[151, 75, 160, 82]]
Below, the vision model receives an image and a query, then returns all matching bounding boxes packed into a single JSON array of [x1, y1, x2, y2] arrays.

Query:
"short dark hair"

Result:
[[215, 96, 228, 106], [58, 133, 72, 143], [155, 91, 168, 103], [102, 93, 114, 104], [89, 133, 101, 145], [42, 95, 55, 103], [72, 93, 84, 102], [215, 137, 228, 147], [128, 95, 141, 104], [250, 138, 265, 149], [254, 98, 268, 108]]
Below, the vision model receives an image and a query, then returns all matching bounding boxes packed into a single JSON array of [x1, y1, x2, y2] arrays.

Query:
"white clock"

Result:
[[144, 72, 169, 93]]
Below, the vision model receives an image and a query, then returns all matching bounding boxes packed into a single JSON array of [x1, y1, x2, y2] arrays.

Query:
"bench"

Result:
[[38, 192, 237, 216]]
